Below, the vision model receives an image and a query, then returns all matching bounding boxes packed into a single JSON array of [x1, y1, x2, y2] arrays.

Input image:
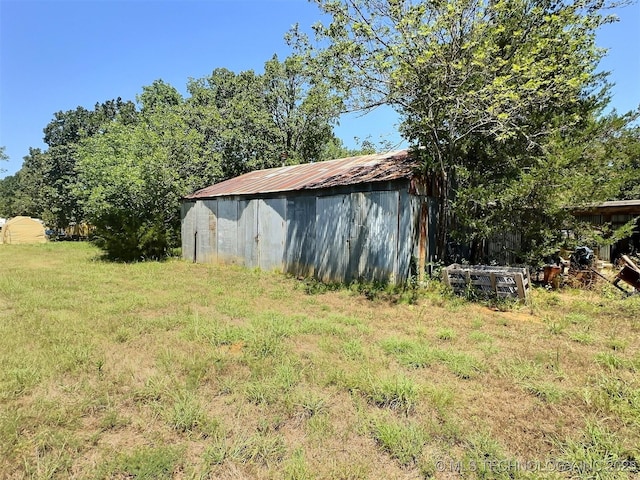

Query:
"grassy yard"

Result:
[[0, 243, 639, 479]]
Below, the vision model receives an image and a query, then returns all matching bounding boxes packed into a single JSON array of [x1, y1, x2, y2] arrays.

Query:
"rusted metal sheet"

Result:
[[199, 200, 218, 263], [182, 200, 218, 263], [369, 190, 399, 282], [349, 191, 399, 282], [217, 199, 239, 263], [238, 200, 258, 268], [182, 187, 435, 285], [418, 200, 428, 279], [258, 198, 287, 271], [315, 194, 350, 283], [397, 188, 415, 281], [181, 150, 439, 285], [285, 195, 316, 277], [186, 150, 418, 199], [572, 199, 640, 216], [181, 202, 196, 262], [313, 191, 404, 283]]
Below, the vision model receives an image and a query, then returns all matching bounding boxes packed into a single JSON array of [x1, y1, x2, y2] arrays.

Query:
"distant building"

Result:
[[572, 200, 640, 262], [181, 150, 438, 284]]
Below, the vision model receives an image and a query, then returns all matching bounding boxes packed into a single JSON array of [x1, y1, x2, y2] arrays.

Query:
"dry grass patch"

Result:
[[1, 243, 639, 479]]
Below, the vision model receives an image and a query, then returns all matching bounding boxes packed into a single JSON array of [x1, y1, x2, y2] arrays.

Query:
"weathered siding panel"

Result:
[[238, 200, 258, 268], [285, 195, 316, 277], [182, 200, 218, 263], [487, 231, 521, 265], [348, 192, 368, 281], [315, 195, 350, 283], [428, 197, 438, 264], [181, 183, 435, 285], [599, 244, 612, 263], [397, 189, 416, 281], [217, 199, 239, 263], [195, 200, 218, 263], [258, 198, 287, 271], [350, 191, 399, 283], [181, 201, 196, 261]]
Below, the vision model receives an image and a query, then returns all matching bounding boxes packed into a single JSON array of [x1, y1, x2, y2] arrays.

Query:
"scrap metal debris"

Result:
[[542, 247, 639, 296]]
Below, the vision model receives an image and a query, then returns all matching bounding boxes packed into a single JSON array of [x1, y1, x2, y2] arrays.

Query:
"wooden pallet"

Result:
[[443, 264, 530, 300]]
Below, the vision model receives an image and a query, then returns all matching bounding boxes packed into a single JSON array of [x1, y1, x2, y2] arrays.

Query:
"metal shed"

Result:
[[181, 150, 438, 284]]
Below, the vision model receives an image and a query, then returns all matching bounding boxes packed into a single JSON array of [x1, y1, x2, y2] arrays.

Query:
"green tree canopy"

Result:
[[7, 99, 141, 229], [74, 57, 344, 260], [76, 104, 216, 260], [305, 0, 633, 263], [0, 174, 20, 218]]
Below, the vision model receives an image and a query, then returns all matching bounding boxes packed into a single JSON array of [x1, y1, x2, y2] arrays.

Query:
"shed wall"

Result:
[[258, 198, 287, 271], [182, 185, 432, 284], [218, 200, 240, 263], [238, 199, 258, 267], [315, 194, 350, 282], [285, 196, 316, 277]]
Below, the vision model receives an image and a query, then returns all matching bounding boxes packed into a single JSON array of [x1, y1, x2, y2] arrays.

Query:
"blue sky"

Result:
[[1, 0, 638, 178]]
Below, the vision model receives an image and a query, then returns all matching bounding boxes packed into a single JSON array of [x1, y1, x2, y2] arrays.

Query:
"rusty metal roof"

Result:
[[186, 150, 417, 199]]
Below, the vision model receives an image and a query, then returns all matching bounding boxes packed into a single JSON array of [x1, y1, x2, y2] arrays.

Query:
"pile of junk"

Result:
[[540, 246, 640, 296]]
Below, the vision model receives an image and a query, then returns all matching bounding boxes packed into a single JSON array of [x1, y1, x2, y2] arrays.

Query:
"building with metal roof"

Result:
[[181, 150, 438, 284], [571, 199, 640, 263]]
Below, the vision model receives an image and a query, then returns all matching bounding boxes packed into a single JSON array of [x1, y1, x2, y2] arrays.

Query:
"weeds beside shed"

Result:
[[181, 150, 438, 285]]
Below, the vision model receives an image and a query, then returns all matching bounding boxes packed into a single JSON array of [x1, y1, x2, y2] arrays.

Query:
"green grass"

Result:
[[370, 415, 428, 466], [97, 445, 184, 479], [558, 422, 639, 480], [1, 242, 639, 479]]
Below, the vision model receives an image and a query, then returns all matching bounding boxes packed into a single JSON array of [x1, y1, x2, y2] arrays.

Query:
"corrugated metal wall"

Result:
[[181, 200, 218, 263], [218, 200, 239, 263], [314, 194, 351, 282], [348, 191, 399, 283], [285, 196, 316, 277], [182, 187, 431, 284], [258, 199, 287, 271]]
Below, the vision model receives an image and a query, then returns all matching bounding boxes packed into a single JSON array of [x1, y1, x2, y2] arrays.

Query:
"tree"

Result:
[[70, 62, 344, 260], [76, 85, 218, 260], [0, 174, 20, 218], [43, 98, 137, 148], [614, 119, 640, 200], [0, 147, 16, 217], [138, 79, 183, 113], [10, 99, 140, 229], [186, 59, 343, 180], [186, 68, 282, 179], [306, 0, 625, 263], [11, 148, 53, 220], [0, 146, 7, 173], [263, 54, 343, 164], [12, 55, 345, 260]]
